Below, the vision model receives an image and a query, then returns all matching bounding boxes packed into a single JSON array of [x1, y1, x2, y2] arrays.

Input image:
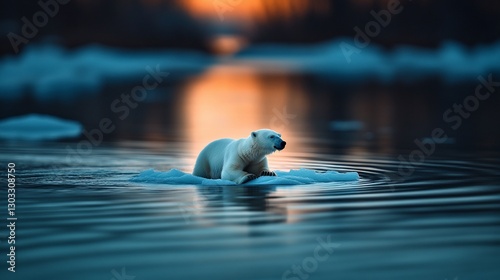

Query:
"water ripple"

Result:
[[1, 143, 500, 280]]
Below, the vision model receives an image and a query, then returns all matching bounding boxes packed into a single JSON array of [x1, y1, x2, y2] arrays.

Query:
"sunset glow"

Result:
[[178, 0, 330, 23], [210, 35, 248, 55], [179, 65, 309, 165]]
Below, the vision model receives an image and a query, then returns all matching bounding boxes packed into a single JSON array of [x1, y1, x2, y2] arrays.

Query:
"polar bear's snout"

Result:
[[274, 140, 286, 151]]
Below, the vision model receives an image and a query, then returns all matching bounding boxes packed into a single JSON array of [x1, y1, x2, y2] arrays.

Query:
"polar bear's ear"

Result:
[[251, 132, 257, 138]]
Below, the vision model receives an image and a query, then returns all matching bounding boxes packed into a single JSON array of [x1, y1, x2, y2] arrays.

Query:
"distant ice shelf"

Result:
[[235, 39, 500, 83], [0, 44, 210, 101], [131, 168, 359, 186], [0, 114, 82, 141], [3, 40, 498, 102]]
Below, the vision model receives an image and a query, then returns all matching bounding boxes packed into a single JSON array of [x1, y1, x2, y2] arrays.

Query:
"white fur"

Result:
[[193, 129, 286, 184]]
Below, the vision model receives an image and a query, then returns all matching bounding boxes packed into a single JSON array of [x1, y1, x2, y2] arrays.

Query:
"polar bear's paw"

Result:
[[240, 174, 258, 184], [260, 170, 277, 177]]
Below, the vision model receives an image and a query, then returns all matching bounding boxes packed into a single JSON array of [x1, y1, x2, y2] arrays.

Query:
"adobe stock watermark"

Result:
[[7, 0, 71, 54], [213, 0, 244, 22], [282, 234, 340, 280], [65, 65, 169, 164], [110, 267, 135, 280], [397, 74, 499, 178], [270, 106, 297, 132], [340, 0, 412, 63]]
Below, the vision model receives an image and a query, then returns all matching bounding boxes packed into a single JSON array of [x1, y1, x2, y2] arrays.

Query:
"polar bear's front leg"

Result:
[[260, 170, 277, 176], [239, 173, 258, 184], [247, 158, 277, 177], [221, 161, 258, 184], [222, 169, 257, 184]]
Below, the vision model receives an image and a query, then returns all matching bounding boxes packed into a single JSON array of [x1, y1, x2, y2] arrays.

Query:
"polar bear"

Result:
[[193, 129, 286, 184]]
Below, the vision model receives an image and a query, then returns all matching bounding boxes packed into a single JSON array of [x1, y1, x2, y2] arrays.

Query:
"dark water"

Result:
[[1, 68, 500, 280], [1, 141, 499, 280]]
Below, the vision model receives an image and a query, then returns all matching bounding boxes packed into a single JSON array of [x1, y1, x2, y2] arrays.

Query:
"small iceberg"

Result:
[[131, 168, 359, 186], [0, 114, 82, 141]]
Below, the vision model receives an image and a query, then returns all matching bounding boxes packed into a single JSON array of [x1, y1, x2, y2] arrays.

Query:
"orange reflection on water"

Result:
[[210, 35, 248, 55], [179, 65, 308, 168]]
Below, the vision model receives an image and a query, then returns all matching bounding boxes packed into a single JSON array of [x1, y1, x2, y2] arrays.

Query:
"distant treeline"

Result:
[[1, 0, 499, 55]]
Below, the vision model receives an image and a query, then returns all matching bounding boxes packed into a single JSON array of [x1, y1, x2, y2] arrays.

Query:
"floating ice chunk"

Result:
[[131, 168, 359, 186], [131, 169, 205, 185], [0, 114, 82, 141]]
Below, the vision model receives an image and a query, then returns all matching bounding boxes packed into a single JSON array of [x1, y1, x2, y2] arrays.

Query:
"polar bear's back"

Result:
[[193, 138, 234, 179]]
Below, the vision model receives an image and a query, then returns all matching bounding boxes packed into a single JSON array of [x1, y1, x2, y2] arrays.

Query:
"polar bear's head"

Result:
[[251, 129, 286, 154]]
